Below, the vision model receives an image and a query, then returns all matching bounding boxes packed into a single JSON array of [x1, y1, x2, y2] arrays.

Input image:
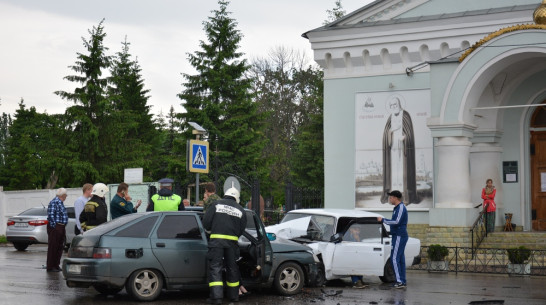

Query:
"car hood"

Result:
[[265, 216, 310, 240], [270, 236, 312, 253]]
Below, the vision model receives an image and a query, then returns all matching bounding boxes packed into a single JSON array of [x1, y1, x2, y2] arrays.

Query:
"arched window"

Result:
[[531, 103, 546, 127]]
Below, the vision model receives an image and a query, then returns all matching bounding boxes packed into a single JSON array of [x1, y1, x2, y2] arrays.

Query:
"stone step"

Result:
[[479, 232, 546, 250]]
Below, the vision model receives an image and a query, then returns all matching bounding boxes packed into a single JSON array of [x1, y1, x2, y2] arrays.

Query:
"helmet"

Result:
[[224, 187, 240, 203], [91, 183, 109, 197]]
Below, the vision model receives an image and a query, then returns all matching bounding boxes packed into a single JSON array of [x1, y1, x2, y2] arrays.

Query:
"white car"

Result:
[[266, 208, 421, 284]]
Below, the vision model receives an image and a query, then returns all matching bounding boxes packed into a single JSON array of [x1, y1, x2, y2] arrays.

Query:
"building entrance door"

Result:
[[531, 130, 546, 231]]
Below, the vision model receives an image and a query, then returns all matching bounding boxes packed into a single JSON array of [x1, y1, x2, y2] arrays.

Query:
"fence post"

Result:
[[285, 182, 293, 211], [252, 179, 260, 216]]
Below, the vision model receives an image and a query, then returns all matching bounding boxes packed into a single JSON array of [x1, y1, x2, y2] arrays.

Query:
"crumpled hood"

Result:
[[270, 236, 312, 253], [265, 216, 311, 239]]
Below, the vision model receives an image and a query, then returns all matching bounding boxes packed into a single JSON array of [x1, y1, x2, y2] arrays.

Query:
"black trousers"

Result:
[[46, 225, 65, 270], [207, 241, 240, 300]]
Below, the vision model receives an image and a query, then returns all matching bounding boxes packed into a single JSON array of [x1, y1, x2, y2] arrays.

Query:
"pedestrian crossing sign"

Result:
[[188, 139, 209, 173]]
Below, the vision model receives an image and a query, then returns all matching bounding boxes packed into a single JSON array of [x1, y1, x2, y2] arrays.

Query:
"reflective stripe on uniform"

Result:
[[226, 281, 239, 287], [209, 281, 223, 287], [210, 234, 238, 241]]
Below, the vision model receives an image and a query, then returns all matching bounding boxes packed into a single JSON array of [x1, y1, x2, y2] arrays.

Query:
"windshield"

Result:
[[20, 208, 47, 216], [281, 213, 335, 241]]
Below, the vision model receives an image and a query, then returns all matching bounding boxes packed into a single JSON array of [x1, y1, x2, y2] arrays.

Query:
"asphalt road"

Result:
[[1, 243, 545, 305]]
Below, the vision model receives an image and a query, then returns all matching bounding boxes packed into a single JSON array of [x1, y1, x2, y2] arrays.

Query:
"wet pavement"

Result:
[[1, 243, 545, 305]]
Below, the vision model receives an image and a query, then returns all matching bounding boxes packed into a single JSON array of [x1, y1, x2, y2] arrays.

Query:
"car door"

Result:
[[239, 210, 273, 282], [150, 213, 208, 285], [330, 219, 388, 276]]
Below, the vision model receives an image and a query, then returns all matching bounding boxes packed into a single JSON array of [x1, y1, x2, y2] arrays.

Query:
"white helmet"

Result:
[[92, 183, 109, 197], [224, 187, 240, 203]]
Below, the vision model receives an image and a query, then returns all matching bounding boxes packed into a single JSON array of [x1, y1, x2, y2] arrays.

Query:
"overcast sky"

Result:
[[0, 0, 373, 117]]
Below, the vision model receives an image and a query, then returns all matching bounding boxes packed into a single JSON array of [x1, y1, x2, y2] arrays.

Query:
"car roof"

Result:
[[286, 208, 382, 219]]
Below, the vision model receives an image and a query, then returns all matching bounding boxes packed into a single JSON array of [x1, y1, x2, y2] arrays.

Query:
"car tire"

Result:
[[13, 242, 29, 251], [379, 259, 396, 283], [274, 262, 304, 295], [93, 284, 123, 295], [125, 268, 163, 302]]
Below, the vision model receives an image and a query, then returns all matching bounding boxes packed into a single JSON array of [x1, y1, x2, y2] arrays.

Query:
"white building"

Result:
[[305, 0, 546, 232]]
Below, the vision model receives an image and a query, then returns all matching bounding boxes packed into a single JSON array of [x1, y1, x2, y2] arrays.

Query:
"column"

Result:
[[435, 136, 473, 208]]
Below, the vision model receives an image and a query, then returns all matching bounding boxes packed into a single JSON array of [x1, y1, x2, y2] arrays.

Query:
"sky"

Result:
[[0, 0, 373, 117]]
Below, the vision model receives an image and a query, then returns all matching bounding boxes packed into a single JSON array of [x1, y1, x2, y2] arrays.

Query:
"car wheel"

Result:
[[125, 269, 163, 301], [379, 259, 396, 283], [93, 284, 123, 295], [274, 262, 304, 295], [13, 242, 29, 251]]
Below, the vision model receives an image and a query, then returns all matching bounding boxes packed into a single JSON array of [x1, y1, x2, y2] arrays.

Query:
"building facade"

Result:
[[305, 0, 546, 232]]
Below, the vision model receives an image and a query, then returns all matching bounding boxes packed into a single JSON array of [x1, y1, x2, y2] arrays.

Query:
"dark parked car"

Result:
[[6, 206, 77, 251], [63, 209, 319, 301]]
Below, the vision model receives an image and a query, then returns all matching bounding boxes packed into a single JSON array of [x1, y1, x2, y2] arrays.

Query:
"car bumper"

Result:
[[62, 258, 125, 288], [304, 262, 321, 286]]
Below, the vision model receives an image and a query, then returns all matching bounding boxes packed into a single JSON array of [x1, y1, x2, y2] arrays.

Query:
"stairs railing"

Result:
[[470, 208, 487, 257]]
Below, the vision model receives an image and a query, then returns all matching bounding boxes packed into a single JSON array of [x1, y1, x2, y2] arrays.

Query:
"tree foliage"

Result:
[[0, 101, 72, 190], [249, 47, 324, 194], [179, 0, 267, 198], [324, 0, 346, 25]]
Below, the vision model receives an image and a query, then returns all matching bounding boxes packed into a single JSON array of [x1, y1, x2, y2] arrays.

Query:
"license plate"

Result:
[[68, 264, 81, 274], [14, 223, 27, 227]]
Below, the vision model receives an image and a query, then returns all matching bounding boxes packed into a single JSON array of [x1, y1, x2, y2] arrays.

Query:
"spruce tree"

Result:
[[108, 37, 161, 181], [179, 0, 267, 190], [55, 20, 113, 183]]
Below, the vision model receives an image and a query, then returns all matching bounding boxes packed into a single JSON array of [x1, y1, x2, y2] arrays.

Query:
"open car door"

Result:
[[330, 218, 389, 277], [238, 210, 273, 284]]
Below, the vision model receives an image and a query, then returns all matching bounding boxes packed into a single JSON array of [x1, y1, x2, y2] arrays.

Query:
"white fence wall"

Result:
[[0, 183, 156, 236]]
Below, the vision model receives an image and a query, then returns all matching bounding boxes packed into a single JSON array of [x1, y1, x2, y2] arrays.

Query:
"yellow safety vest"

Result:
[[151, 194, 182, 211]]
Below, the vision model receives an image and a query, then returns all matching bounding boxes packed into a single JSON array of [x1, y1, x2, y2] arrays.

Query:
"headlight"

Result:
[[306, 250, 320, 263]]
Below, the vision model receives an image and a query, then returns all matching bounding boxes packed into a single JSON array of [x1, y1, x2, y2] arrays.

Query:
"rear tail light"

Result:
[[28, 220, 48, 226], [93, 248, 112, 259], [7, 220, 15, 226]]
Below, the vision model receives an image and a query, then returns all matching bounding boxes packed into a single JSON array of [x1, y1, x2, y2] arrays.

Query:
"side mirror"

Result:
[[330, 233, 342, 243], [266, 232, 276, 241]]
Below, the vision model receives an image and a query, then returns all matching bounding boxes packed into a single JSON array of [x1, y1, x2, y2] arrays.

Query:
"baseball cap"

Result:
[[387, 190, 402, 198]]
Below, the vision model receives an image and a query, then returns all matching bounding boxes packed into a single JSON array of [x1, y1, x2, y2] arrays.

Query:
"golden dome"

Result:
[[534, 0, 546, 25]]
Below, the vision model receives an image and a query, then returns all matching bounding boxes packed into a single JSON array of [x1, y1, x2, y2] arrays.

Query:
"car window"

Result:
[[66, 207, 75, 219], [115, 215, 159, 238], [244, 211, 264, 241], [156, 215, 202, 239], [19, 208, 47, 216], [342, 223, 382, 241]]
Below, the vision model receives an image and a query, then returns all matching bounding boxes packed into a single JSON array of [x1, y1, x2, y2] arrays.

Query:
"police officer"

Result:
[[146, 178, 184, 211], [79, 183, 109, 232], [202, 188, 247, 304]]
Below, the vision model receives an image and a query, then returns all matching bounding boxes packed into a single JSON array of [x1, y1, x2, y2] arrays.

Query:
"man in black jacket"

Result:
[[202, 187, 247, 304], [79, 183, 109, 231]]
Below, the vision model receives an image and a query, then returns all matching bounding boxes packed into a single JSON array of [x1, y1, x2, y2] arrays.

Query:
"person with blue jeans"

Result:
[[377, 190, 408, 288]]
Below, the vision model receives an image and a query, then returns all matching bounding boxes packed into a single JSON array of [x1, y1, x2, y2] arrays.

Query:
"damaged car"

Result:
[[63, 209, 319, 301], [266, 208, 421, 284]]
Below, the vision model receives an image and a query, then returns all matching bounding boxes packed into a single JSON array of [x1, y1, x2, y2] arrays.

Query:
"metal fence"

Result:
[[410, 245, 546, 276]]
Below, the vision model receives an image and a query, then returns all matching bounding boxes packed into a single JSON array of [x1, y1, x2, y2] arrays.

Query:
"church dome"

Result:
[[534, 0, 546, 25]]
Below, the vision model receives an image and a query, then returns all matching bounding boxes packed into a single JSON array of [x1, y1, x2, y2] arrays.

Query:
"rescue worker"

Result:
[[110, 182, 142, 219], [79, 183, 109, 232], [202, 187, 247, 304], [146, 178, 184, 211]]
